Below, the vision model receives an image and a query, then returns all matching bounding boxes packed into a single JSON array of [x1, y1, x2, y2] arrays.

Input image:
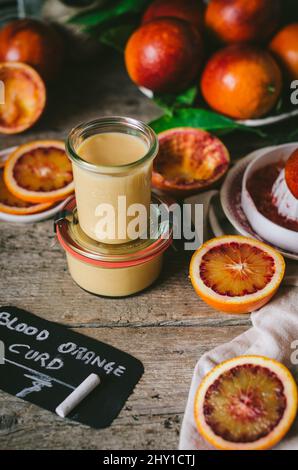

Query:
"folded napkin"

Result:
[[179, 287, 298, 450], [180, 192, 298, 450]]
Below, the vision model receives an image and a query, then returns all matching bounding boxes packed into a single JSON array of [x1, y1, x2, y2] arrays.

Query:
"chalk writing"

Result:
[[16, 374, 53, 398], [5, 358, 75, 390], [9, 344, 64, 370], [0, 311, 49, 340], [58, 342, 126, 377], [1, 311, 128, 378], [0, 307, 144, 428]]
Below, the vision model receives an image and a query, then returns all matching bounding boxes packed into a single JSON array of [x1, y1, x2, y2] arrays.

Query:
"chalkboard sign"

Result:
[[0, 306, 144, 429]]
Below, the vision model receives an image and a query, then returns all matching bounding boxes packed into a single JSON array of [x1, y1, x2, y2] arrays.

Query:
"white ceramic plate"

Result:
[[0, 146, 72, 224], [219, 146, 298, 261], [209, 193, 238, 238]]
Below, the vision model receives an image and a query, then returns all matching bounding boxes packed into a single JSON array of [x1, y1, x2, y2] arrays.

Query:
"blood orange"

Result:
[[0, 19, 64, 81], [194, 356, 297, 450], [205, 0, 281, 45], [125, 18, 203, 94], [142, 0, 204, 30], [0, 168, 52, 215], [201, 45, 282, 120], [285, 149, 298, 199], [4, 140, 74, 203], [190, 236, 285, 314], [152, 128, 230, 196], [270, 23, 298, 80], [0, 62, 46, 134]]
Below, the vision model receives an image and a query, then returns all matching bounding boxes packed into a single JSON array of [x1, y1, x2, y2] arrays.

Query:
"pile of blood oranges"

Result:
[[0, 140, 74, 216], [194, 355, 297, 450], [124, 0, 298, 120]]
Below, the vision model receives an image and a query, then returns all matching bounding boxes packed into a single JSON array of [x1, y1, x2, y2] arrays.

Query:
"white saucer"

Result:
[[216, 147, 298, 261], [241, 143, 298, 253], [0, 146, 72, 224]]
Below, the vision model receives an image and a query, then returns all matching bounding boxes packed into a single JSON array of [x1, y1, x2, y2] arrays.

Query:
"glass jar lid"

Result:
[[55, 195, 173, 268]]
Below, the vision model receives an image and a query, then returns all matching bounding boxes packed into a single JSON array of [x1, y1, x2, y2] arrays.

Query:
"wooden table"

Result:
[[0, 53, 280, 450]]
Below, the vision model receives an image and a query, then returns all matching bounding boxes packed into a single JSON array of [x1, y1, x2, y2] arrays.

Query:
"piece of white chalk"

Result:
[[55, 373, 100, 418]]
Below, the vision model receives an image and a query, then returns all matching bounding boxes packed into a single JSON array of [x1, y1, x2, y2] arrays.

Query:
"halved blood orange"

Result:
[[285, 149, 298, 199], [190, 236, 285, 314], [152, 128, 230, 197], [0, 168, 52, 215], [0, 62, 46, 134], [194, 356, 298, 450], [4, 140, 74, 203]]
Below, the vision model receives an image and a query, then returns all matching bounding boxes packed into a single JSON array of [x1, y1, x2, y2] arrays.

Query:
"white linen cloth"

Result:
[[180, 192, 298, 450]]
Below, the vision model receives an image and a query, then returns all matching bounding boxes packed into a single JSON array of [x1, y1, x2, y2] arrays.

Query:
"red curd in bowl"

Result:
[[247, 161, 298, 232], [242, 143, 298, 254]]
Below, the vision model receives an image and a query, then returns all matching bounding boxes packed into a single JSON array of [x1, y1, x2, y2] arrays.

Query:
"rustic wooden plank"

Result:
[[0, 325, 247, 450], [0, 219, 251, 327]]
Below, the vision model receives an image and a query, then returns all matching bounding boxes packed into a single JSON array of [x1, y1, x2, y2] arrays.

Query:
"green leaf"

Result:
[[70, 0, 149, 26], [153, 86, 198, 112], [175, 87, 198, 106], [99, 24, 135, 51], [149, 108, 265, 136]]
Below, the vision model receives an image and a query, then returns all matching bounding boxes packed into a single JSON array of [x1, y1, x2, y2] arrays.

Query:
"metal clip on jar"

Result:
[[55, 196, 173, 297]]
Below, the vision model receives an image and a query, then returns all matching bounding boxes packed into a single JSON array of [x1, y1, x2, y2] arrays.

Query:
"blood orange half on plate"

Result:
[[190, 235, 285, 314], [0, 167, 52, 215], [285, 148, 298, 199], [194, 355, 298, 450], [152, 128, 230, 196], [4, 140, 74, 203]]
